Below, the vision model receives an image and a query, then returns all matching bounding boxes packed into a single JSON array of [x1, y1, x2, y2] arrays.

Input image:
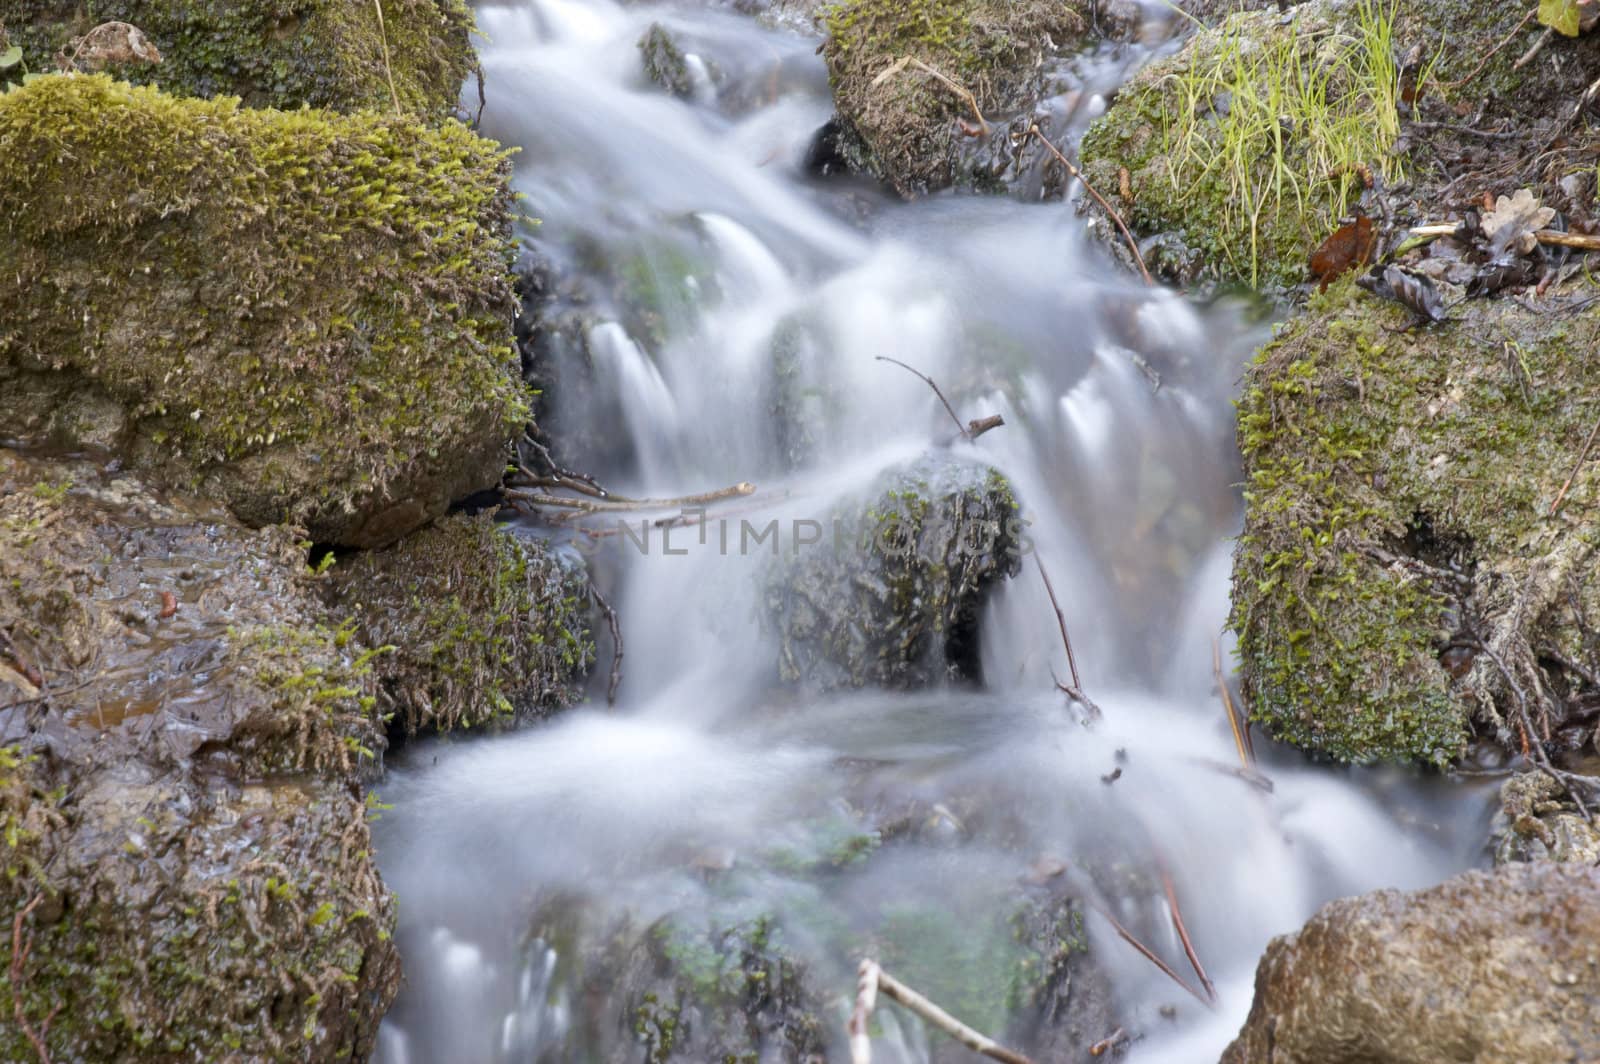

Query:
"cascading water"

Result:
[[374, 3, 1490, 1061]]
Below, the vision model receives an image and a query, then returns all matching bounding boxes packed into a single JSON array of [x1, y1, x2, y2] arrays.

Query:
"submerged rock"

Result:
[[1230, 279, 1600, 764], [1221, 863, 1600, 1063], [5, 0, 476, 114], [0, 450, 397, 1061], [328, 513, 595, 736], [767, 456, 1022, 690], [0, 75, 525, 547], [821, 0, 1091, 196]]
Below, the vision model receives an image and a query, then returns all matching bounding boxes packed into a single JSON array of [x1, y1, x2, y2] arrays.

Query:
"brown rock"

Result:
[[1222, 863, 1600, 1064]]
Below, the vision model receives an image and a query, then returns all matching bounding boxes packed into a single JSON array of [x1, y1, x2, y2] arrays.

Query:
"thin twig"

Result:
[[1213, 635, 1252, 767], [1158, 863, 1217, 1005], [873, 57, 989, 135], [1437, 8, 1536, 89], [372, 0, 402, 115], [1470, 635, 1594, 822], [1089, 1028, 1128, 1057], [1027, 124, 1153, 286], [1084, 898, 1212, 1007], [875, 356, 979, 440], [505, 481, 756, 514], [1512, 25, 1555, 72], [853, 961, 1037, 1064], [1551, 412, 1600, 517], [588, 581, 623, 707], [1035, 556, 1101, 718], [11, 893, 55, 1064]]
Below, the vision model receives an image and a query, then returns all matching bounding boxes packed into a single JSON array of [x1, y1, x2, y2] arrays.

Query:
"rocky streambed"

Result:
[[3, 0, 1600, 1061]]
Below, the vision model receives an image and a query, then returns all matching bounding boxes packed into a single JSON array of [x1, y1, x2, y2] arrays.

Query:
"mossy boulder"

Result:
[[327, 513, 595, 736], [1079, 0, 1600, 290], [3, 0, 476, 114], [0, 75, 525, 548], [766, 456, 1022, 690], [0, 448, 397, 1061], [1230, 278, 1600, 764], [821, 0, 1089, 196], [1221, 863, 1600, 1063]]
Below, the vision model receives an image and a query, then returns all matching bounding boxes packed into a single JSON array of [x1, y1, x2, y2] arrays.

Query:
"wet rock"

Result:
[[1221, 863, 1600, 1064], [0, 75, 524, 548], [1491, 772, 1600, 866], [327, 513, 596, 736], [0, 449, 397, 1061], [639, 22, 699, 99], [5, 0, 476, 114], [767, 456, 1022, 690], [1230, 279, 1600, 763], [821, 0, 1092, 196]]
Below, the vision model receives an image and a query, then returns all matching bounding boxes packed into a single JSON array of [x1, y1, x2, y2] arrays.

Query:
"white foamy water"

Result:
[[374, 3, 1489, 1061]]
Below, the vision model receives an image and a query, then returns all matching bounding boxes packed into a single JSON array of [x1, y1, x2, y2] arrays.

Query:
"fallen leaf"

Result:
[[1310, 216, 1378, 289], [1357, 265, 1448, 323], [1541, 0, 1581, 36], [1482, 188, 1557, 256]]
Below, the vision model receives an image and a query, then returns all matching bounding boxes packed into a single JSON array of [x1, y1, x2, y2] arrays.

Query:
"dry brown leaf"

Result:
[[1482, 188, 1557, 256]]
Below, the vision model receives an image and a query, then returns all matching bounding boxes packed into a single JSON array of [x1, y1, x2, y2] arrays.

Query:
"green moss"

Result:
[[329, 514, 595, 735], [821, 0, 1088, 195], [1081, 1, 1405, 290], [5, 0, 476, 114], [1231, 278, 1600, 763], [0, 75, 524, 545]]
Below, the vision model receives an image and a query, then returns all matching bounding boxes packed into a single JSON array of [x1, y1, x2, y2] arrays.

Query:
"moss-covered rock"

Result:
[[0, 448, 397, 1062], [821, 0, 1089, 196], [1230, 277, 1600, 764], [0, 74, 525, 547], [3, 0, 476, 114], [1221, 863, 1600, 1063], [766, 456, 1022, 690], [328, 513, 595, 736]]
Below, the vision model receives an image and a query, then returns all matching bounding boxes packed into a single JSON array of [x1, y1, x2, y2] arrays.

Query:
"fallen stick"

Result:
[[850, 959, 1037, 1064], [588, 582, 624, 707], [1027, 124, 1154, 286], [1085, 898, 1212, 1007], [1035, 556, 1102, 718], [11, 893, 58, 1064], [1404, 223, 1600, 253], [504, 481, 756, 514], [1550, 410, 1600, 517], [1159, 864, 1217, 1005], [1213, 635, 1253, 767]]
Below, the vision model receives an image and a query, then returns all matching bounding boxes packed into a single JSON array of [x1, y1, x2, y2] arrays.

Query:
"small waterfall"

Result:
[[374, 3, 1486, 1061]]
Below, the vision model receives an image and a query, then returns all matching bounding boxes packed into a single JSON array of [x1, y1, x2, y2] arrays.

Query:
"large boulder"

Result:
[[3, 0, 476, 114], [766, 456, 1022, 690], [1230, 279, 1600, 764], [0, 75, 525, 547], [821, 0, 1090, 196], [327, 513, 595, 736], [1221, 863, 1600, 1064], [0, 449, 397, 1061]]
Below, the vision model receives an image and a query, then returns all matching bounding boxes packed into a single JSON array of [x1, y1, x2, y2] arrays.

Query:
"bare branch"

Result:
[[1035, 556, 1101, 718], [1027, 124, 1153, 286], [849, 959, 1037, 1064], [588, 582, 624, 708]]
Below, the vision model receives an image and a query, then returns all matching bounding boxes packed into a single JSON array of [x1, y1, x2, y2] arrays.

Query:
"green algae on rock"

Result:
[[4, 0, 476, 114], [1230, 277, 1600, 764], [821, 0, 1089, 196], [767, 456, 1022, 690], [328, 513, 595, 736], [0, 449, 397, 1062], [0, 74, 525, 547]]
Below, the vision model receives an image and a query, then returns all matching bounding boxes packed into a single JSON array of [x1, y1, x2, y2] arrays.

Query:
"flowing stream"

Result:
[[374, 3, 1491, 1060]]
